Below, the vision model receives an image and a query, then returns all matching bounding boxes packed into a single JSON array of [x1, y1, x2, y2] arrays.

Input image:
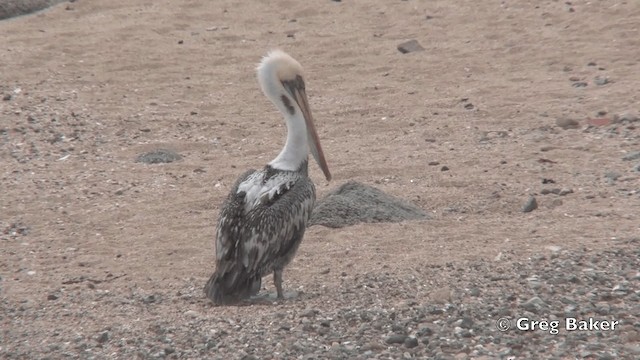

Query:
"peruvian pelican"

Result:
[[204, 50, 331, 305]]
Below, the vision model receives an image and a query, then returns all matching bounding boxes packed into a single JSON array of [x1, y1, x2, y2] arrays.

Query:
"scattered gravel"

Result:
[[2, 246, 638, 358]]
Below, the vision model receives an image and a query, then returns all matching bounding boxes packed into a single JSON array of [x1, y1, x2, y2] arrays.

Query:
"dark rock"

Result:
[[558, 188, 573, 196], [417, 326, 434, 337], [521, 296, 548, 314], [0, 0, 67, 20], [593, 76, 609, 86], [459, 317, 474, 329], [47, 294, 58, 301], [556, 118, 580, 129], [135, 149, 182, 164], [385, 334, 407, 344], [96, 331, 110, 344], [309, 181, 429, 228], [397, 39, 424, 54], [622, 151, 640, 161], [404, 336, 419, 348], [522, 196, 538, 213]]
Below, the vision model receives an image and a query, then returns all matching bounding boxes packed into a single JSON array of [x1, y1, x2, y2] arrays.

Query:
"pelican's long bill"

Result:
[[285, 80, 332, 181]]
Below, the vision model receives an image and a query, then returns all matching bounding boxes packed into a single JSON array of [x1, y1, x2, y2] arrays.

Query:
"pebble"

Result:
[[404, 336, 419, 348], [459, 317, 474, 329], [622, 151, 640, 161], [556, 118, 580, 129], [522, 196, 538, 213], [604, 171, 620, 183], [184, 310, 199, 319], [385, 334, 407, 344], [397, 39, 425, 54], [615, 112, 639, 123], [300, 309, 319, 318], [96, 331, 110, 344], [593, 76, 609, 86], [135, 149, 182, 164], [521, 296, 548, 314], [558, 188, 573, 196]]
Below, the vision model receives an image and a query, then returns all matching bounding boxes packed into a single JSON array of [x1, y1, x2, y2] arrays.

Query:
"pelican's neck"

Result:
[[269, 112, 308, 172]]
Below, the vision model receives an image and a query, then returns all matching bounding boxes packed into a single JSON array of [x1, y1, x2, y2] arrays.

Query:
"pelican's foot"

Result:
[[243, 291, 300, 304]]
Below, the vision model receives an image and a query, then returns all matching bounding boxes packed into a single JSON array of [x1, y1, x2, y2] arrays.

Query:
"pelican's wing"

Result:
[[214, 169, 257, 262], [240, 176, 316, 275]]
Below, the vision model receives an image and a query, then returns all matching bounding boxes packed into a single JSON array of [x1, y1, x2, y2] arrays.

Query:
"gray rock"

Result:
[[556, 118, 580, 129], [521, 296, 548, 314], [0, 0, 67, 20], [404, 336, 419, 348], [397, 40, 425, 54], [522, 196, 538, 213], [96, 331, 110, 344], [622, 151, 640, 161], [309, 181, 429, 228], [558, 188, 573, 196], [136, 149, 182, 164], [385, 334, 407, 344], [593, 76, 610, 86]]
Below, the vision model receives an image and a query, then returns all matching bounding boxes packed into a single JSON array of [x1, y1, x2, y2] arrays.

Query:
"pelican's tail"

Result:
[[204, 268, 261, 305]]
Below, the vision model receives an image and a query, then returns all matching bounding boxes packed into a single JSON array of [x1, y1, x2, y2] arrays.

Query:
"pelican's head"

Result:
[[257, 50, 331, 181]]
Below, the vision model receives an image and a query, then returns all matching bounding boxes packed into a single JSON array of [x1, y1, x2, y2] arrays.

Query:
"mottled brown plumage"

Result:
[[204, 50, 330, 305]]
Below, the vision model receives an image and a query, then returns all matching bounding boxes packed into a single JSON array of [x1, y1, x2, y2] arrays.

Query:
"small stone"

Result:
[[417, 325, 434, 337], [623, 344, 640, 355], [594, 76, 609, 86], [622, 151, 640, 161], [522, 196, 538, 213], [47, 294, 58, 301], [397, 39, 424, 54], [440, 166, 449, 171], [550, 198, 563, 208], [546, 245, 561, 253], [558, 188, 573, 196], [604, 171, 620, 182], [404, 336, 419, 348], [2, 94, 11, 101], [96, 331, 110, 344], [459, 317, 474, 329], [611, 282, 629, 296], [385, 334, 408, 344], [615, 112, 639, 123], [428, 161, 440, 166], [135, 149, 182, 164], [572, 81, 588, 87], [521, 296, 548, 314], [184, 310, 199, 319], [556, 118, 580, 129], [300, 309, 318, 318]]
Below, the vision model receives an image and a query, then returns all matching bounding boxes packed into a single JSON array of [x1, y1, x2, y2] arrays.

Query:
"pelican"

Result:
[[204, 50, 331, 305]]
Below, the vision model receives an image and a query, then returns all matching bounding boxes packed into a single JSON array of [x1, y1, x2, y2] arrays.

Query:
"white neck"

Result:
[[269, 111, 308, 171]]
